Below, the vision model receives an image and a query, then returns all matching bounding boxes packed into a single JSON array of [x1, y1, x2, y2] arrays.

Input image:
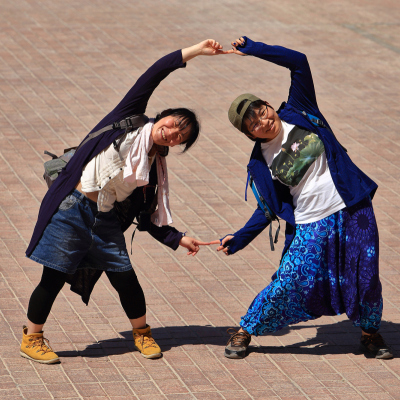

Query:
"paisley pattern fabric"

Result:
[[240, 197, 382, 336]]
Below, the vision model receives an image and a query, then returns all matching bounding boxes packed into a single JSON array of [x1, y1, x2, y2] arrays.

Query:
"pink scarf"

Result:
[[123, 121, 172, 227]]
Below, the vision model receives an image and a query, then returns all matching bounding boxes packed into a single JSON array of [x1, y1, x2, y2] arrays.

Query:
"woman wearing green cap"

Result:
[[211, 36, 391, 360]]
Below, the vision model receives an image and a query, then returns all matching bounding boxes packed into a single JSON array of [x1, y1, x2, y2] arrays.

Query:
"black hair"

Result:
[[237, 99, 268, 142], [154, 108, 200, 152]]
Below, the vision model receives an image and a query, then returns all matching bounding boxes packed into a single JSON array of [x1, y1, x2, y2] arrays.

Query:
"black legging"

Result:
[[27, 267, 146, 324]]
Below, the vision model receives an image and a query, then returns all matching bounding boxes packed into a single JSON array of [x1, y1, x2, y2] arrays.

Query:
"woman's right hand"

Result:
[[230, 37, 247, 56], [179, 236, 212, 256]]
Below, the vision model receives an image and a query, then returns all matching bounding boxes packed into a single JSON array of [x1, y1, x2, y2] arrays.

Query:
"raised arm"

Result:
[[182, 39, 230, 62], [121, 39, 229, 115], [91, 40, 230, 133], [231, 36, 318, 113], [90, 50, 186, 132]]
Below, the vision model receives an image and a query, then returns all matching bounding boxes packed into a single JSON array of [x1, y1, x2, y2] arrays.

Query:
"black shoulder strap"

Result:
[[75, 114, 149, 153]]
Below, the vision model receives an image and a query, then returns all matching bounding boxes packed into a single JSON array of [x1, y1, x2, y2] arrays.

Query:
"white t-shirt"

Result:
[[81, 127, 155, 212], [261, 121, 345, 224]]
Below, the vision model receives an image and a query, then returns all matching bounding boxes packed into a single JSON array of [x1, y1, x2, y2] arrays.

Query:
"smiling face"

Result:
[[151, 116, 191, 147], [244, 103, 282, 142]]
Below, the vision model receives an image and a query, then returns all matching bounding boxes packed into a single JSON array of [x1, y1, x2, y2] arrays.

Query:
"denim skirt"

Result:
[[29, 190, 132, 274]]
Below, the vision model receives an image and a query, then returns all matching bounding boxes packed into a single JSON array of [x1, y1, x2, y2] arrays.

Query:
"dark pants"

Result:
[[240, 198, 382, 336], [27, 266, 146, 324]]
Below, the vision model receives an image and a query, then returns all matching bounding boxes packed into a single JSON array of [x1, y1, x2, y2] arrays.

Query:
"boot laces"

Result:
[[136, 332, 158, 349], [29, 336, 54, 354], [227, 328, 251, 347]]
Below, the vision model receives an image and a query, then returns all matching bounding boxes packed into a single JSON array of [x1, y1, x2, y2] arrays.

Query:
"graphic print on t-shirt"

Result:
[[270, 126, 325, 187]]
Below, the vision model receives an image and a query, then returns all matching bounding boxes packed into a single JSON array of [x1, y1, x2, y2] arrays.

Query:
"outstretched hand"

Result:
[[230, 37, 247, 56], [196, 39, 232, 56], [209, 235, 234, 256], [179, 236, 211, 256], [182, 39, 233, 63]]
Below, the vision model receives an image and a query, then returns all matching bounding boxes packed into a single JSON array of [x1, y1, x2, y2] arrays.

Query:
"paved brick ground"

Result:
[[1, 0, 400, 399]]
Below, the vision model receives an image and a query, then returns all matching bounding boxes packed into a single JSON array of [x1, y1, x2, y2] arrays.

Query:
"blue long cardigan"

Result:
[[26, 50, 186, 257], [227, 37, 378, 259]]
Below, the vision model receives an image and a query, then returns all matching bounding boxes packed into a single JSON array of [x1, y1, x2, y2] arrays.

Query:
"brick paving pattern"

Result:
[[1, 0, 400, 399]]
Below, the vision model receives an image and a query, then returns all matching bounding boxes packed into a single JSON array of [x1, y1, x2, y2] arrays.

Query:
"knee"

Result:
[[38, 267, 66, 295], [106, 269, 140, 291]]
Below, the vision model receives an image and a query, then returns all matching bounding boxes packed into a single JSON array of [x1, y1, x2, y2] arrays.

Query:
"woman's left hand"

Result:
[[196, 39, 232, 56], [179, 236, 211, 256]]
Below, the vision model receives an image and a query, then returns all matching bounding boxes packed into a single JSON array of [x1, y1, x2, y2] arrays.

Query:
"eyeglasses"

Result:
[[249, 105, 270, 133]]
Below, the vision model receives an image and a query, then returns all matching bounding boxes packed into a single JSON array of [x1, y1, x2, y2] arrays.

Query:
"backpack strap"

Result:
[[44, 150, 58, 160], [75, 114, 149, 152], [302, 111, 347, 152], [249, 175, 280, 251]]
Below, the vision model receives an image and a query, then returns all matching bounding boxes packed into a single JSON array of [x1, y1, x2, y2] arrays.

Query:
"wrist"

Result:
[[179, 231, 187, 245], [182, 45, 201, 63], [191, 43, 201, 56]]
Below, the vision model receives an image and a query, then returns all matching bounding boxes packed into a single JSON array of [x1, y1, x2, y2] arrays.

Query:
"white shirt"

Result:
[[81, 127, 155, 212], [261, 121, 345, 224]]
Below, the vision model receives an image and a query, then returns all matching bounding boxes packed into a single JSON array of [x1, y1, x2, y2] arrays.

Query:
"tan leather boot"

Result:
[[20, 326, 59, 364], [132, 325, 162, 359]]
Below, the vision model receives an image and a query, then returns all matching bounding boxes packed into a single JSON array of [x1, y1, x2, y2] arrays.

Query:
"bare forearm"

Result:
[[181, 39, 230, 63], [182, 44, 202, 63]]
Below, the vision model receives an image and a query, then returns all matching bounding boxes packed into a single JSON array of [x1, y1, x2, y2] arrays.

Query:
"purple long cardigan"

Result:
[[26, 50, 186, 257]]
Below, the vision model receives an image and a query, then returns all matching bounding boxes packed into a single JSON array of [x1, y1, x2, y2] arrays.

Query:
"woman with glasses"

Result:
[[212, 36, 392, 360]]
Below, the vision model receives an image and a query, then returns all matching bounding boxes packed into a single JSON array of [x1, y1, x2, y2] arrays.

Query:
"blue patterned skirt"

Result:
[[240, 197, 382, 336]]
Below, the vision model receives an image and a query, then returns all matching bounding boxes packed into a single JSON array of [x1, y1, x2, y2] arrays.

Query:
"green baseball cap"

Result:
[[228, 93, 262, 132]]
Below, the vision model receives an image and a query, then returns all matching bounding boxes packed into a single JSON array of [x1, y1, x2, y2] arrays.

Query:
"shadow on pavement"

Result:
[[57, 320, 399, 358], [250, 320, 400, 358]]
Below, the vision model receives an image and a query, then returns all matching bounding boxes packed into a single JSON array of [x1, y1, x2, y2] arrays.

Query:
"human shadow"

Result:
[[249, 319, 400, 358], [56, 320, 399, 358], [56, 325, 230, 358]]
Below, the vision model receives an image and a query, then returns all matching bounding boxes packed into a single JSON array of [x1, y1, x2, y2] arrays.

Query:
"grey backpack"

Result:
[[43, 114, 149, 188], [43, 148, 76, 188]]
